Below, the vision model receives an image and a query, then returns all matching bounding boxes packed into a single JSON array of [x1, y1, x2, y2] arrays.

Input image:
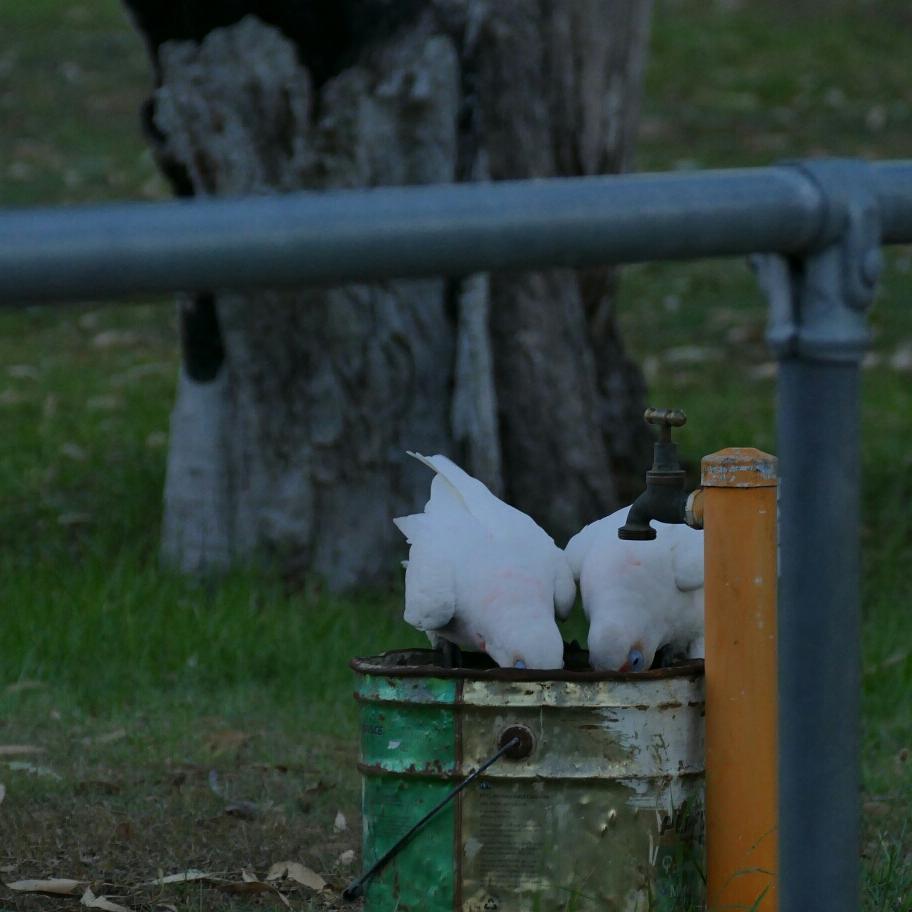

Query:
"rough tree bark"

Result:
[[124, 0, 653, 588]]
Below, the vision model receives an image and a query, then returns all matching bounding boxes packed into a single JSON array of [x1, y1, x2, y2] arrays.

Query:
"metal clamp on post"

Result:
[[755, 159, 882, 363]]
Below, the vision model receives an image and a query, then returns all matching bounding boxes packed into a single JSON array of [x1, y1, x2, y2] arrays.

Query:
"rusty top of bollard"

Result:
[[701, 447, 778, 488]]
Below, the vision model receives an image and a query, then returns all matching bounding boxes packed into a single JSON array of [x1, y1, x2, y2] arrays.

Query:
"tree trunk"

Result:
[[124, 0, 653, 587]]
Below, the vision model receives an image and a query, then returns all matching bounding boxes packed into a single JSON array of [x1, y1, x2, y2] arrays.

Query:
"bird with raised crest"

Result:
[[394, 453, 575, 670]]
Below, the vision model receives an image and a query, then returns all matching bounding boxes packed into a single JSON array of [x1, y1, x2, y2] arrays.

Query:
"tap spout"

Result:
[[618, 477, 689, 540], [618, 407, 694, 541]]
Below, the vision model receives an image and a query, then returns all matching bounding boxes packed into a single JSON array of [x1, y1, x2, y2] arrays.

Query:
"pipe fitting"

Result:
[[685, 488, 704, 530]]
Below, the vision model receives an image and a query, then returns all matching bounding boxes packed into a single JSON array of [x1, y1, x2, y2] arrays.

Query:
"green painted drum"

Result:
[[352, 650, 705, 912]]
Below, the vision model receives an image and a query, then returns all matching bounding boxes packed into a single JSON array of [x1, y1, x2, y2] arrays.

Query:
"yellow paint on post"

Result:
[[702, 447, 778, 911]]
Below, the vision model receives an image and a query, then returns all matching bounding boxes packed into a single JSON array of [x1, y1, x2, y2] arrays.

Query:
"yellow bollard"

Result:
[[702, 447, 778, 911]]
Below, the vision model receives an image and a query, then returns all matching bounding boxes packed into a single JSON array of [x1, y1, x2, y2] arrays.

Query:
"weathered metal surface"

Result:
[[353, 650, 705, 911], [459, 778, 702, 912], [701, 448, 779, 488], [361, 774, 456, 911], [702, 450, 779, 910]]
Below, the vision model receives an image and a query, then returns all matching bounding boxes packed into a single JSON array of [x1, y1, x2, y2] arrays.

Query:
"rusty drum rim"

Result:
[[350, 648, 704, 682]]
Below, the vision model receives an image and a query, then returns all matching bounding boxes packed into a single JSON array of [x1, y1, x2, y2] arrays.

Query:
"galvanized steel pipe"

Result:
[[777, 361, 862, 912], [0, 162, 907, 305]]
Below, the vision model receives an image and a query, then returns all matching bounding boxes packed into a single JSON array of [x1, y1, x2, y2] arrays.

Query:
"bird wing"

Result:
[[394, 513, 458, 630], [564, 508, 628, 580], [564, 519, 604, 580], [669, 528, 704, 592]]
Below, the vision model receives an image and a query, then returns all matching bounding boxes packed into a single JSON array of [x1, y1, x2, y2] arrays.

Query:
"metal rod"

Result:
[[342, 736, 520, 901], [0, 165, 861, 305], [777, 359, 861, 912], [2, 162, 909, 305]]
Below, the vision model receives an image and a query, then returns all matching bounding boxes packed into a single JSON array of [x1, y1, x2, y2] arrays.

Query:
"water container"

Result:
[[352, 649, 705, 911]]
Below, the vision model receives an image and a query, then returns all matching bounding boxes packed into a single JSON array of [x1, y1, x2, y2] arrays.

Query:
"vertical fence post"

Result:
[[702, 448, 779, 911], [757, 160, 881, 912]]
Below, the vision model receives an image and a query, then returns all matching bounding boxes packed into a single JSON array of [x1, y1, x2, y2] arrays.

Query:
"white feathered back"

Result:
[[394, 453, 576, 668], [565, 506, 704, 670]]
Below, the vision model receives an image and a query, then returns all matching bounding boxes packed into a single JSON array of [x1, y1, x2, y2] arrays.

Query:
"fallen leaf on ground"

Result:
[[60, 442, 88, 461], [145, 870, 212, 886], [5, 878, 84, 895], [302, 779, 332, 795], [114, 820, 135, 841], [204, 730, 251, 754], [8, 365, 39, 380], [83, 728, 127, 746], [77, 311, 101, 330], [889, 343, 912, 371], [748, 362, 778, 380], [224, 800, 260, 820], [661, 344, 722, 365], [266, 861, 327, 892], [0, 388, 25, 406], [216, 879, 290, 907], [57, 512, 93, 527], [207, 768, 223, 797], [333, 811, 348, 833], [92, 329, 140, 349], [111, 362, 171, 386], [4, 681, 45, 695], [0, 745, 44, 757], [81, 887, 131, 912], [5, 760, 61, 779], [75, 779, 121, 795], [86, 395, 121, 412], [863, 800, 892, 818]]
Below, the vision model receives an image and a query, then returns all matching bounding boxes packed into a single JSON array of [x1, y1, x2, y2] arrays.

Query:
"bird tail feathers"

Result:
[[393, 512, 428, 544]]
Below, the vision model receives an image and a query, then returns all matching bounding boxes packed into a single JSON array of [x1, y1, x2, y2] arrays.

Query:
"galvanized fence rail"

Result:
[[3, 158, 912, 912]]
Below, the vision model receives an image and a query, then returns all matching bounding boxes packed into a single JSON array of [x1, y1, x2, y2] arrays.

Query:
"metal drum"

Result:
[[352, 649, 705, 912]]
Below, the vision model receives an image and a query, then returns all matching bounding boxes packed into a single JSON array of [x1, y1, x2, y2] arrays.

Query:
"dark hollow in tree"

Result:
[[123, 0, 654, 589]]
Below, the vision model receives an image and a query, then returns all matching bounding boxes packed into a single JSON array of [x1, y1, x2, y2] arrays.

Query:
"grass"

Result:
[[1, 0, 911, 909]]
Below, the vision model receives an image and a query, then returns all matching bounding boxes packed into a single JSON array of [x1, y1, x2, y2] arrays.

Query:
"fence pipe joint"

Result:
[[758, 158, 881, 365]]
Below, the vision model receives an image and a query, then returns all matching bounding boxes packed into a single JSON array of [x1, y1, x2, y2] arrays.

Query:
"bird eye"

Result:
[[626, 648, 645, 672], [513, 660, 527, 670]]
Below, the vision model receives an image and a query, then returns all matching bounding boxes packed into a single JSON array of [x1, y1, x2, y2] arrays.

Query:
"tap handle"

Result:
[[644, 407, 687, 444]]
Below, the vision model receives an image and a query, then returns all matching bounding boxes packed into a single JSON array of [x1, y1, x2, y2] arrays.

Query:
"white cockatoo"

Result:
[[565, 507, 704, 672], [394, 453, 576, 670]]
